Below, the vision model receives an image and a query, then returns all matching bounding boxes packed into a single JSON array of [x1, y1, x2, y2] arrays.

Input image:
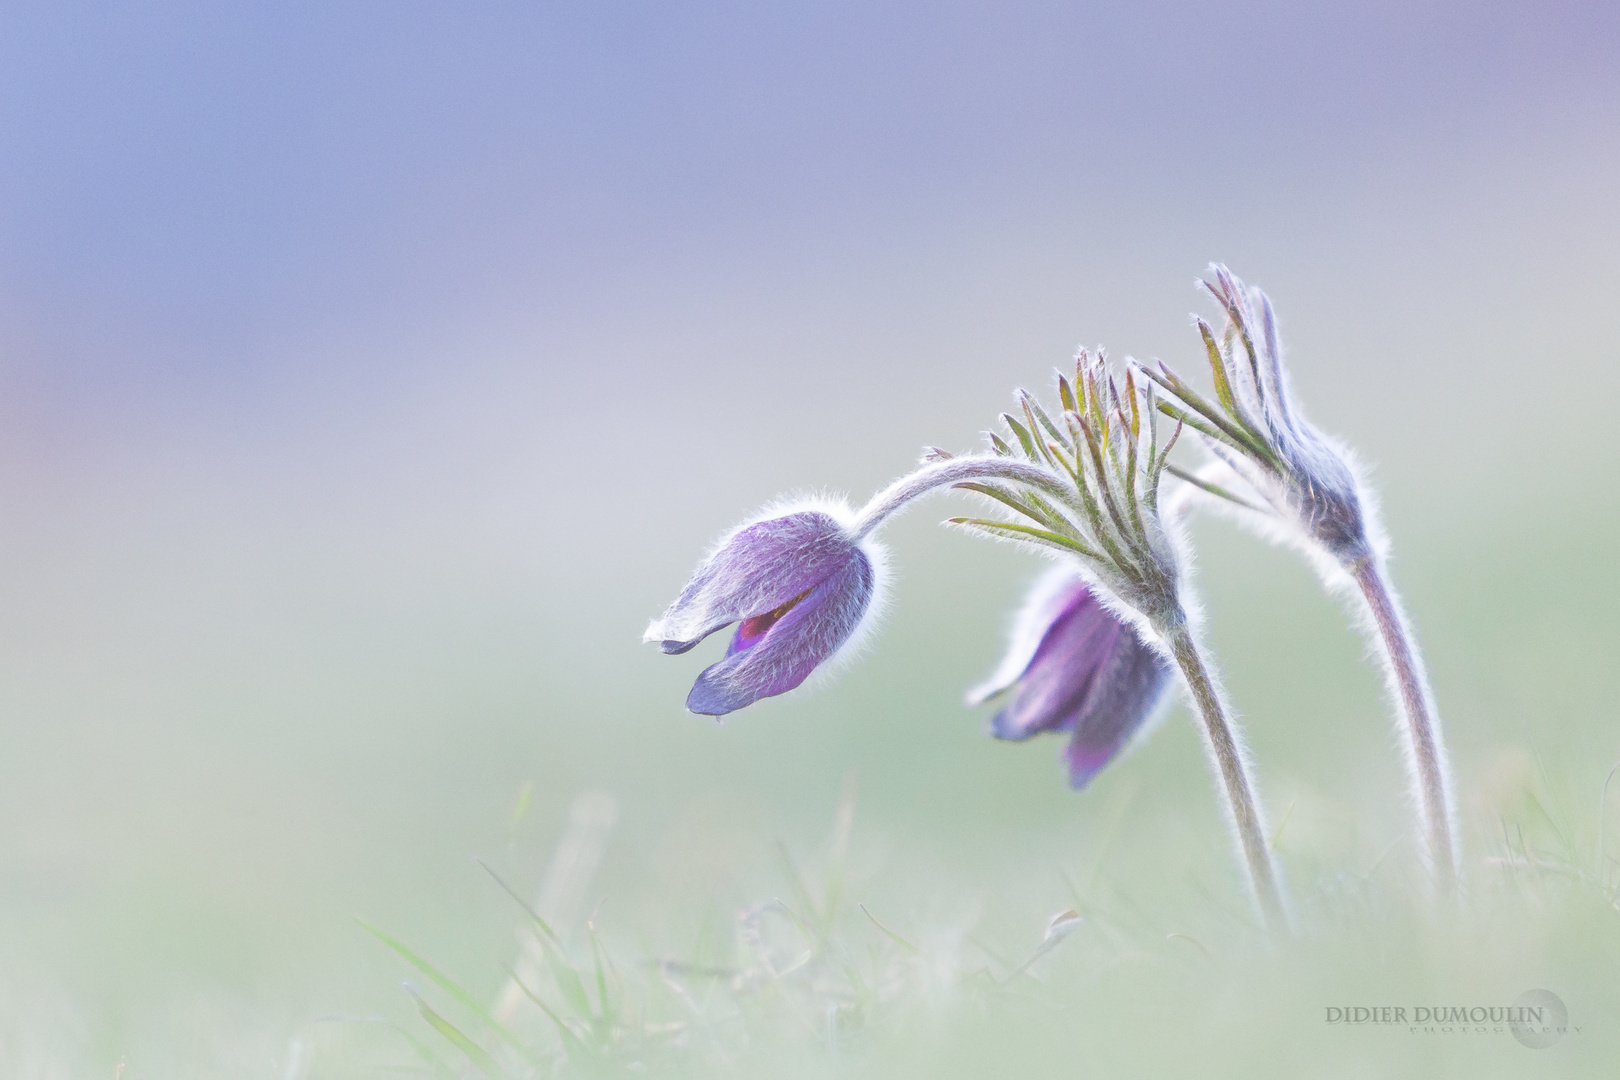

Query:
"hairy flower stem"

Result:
[[850, 459, 1079, 541], [1350, 557, 1459, 895], [1163, 622, 1290, 933]]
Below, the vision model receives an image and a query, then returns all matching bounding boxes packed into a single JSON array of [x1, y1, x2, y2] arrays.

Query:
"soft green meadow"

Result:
[[30, 486, 1602, 1079], [342, 754, 1620, 1080], [5, 316, 1616, 1077]]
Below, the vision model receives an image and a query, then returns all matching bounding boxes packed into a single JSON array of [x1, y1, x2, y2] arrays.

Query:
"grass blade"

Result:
[[859, 903, 920, 956], [408, 990, 507, 1079], [359, 922, 540, 1066]]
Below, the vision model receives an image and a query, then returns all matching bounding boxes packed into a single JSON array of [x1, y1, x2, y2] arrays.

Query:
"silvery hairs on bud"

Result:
[[644, 497, 889, 716], [1145, 264, 1460, 895], [646, 328, 1299, 929], [941, 352, 1290, 931]]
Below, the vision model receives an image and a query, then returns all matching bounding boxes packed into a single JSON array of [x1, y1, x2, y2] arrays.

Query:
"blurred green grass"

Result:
[[3, 203, 1618, 1074], [184, 493, 1620, 1073], [332, 727, 1620, 1080], [3, 418, 1618, 1076]]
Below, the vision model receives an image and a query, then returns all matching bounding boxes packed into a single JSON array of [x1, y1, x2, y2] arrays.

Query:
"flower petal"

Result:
[[686, 551, 875, 716], [1061, 637, 1172, 790], [646, 509, 861, 653], [975, 568, 1173, 789], [965, 564, 1093, 707], [982, 572, 1136, 741]]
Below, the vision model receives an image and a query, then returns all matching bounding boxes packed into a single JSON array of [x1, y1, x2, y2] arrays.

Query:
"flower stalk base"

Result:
[[1164, 622, 1290, 933], [1351, 558, 1459, 896]]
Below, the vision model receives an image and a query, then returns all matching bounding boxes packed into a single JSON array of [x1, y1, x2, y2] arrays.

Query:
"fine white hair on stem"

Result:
[[1146, 264, 1461, 896], [1172, 450, 1459, 889], [1164, 618, 1291, 932], [1350, 556, 1460, 889], [849, 457, 1084, 542], [913, 357, 1292, 932]]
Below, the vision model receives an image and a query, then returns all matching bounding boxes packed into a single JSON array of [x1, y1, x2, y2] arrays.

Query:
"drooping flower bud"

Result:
[[645, 505, 881, 715], [968, 567, 1172, 789]]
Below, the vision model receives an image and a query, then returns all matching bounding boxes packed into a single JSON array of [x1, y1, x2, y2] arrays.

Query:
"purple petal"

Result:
[[646, 509, 863, 653], [686, 550, 875, 715], [964, 566, 1089, 707], [977, 569, 1173, 789], [1061, 637, 1172, 790], [985, 578, 1133, 741]]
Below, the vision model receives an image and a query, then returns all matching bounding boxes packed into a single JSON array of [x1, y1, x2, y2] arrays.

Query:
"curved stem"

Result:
[[849, 458, 1077, 541], [1164, 622, 1291, 933], [1351, 558, 1459, 895]]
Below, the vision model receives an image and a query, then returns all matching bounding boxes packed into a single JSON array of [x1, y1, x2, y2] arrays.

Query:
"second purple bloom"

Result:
[[969, 568, 1174, 790]]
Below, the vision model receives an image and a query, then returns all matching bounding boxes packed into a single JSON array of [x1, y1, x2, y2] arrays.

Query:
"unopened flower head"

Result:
[[644, 502, 883, 716], [948, 349, 1192, 636], [1146, 265, 1459, 894], [1142, 265, 1374, 567], [968, 566, 1173, 790]]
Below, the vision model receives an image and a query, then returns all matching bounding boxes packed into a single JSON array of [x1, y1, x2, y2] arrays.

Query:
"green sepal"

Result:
[[1002, 413, 1038, 459], [1163, 463, 1270, 514], [947, 517, 1103, 560]]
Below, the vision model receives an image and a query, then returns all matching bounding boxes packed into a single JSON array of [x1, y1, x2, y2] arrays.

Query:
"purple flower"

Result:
[[645, 504, 881, 716], [968, 568, 1173, 790]]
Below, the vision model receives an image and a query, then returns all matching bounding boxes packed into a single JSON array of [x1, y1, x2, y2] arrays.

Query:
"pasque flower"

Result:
[[644, 505, 881, 716], [1142, 266, 1371, 564], [646, 457, 1076, 718], [944, 354, 1289, 930], [647, 352, 1293, 932], [968, 567, 1172, 790], [1143, 265, 1460, 894]]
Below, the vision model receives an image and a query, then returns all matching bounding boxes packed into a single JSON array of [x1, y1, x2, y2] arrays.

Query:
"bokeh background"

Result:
[[1, 1, 1618, 1074]]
